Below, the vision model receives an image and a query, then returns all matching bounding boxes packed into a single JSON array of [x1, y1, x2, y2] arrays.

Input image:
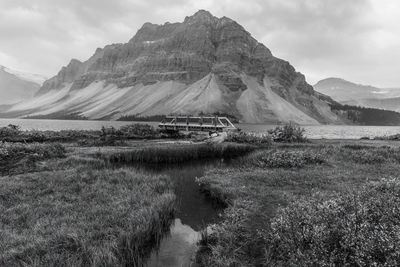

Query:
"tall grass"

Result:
[[239, 149, 325, 168], [0, 168, 175, 266], [103, 143, 255, 164], [226, 131, 272, 145], [0, 142, 66, 175]]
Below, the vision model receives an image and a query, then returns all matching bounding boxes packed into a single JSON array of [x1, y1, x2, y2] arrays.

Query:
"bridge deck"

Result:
[[158, 116, 237, 132]]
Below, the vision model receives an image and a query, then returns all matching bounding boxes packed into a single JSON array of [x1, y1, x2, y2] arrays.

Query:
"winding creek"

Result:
[[136, 161, 226, 266]]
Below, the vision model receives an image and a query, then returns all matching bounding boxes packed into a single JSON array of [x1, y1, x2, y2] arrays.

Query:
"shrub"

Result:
[[242, 149, 325, 168], [119, 123, 159, 138], [0, 142, 66, 174], [374, 134, 400, 141], [268, 124, 308, 143], [226, 131, 272, 145], [265, 178, 400, 266], [0, 124, 21, 139]]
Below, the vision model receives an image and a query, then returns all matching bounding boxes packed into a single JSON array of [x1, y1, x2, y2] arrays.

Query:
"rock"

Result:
[[8, 10, 345, 124]]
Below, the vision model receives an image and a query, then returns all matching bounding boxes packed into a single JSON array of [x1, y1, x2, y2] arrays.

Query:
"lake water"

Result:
[[2, 118, 400, 139]]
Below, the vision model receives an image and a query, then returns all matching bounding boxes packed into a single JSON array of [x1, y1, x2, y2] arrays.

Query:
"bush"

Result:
[[265, 178, 400, 266], [0, 124, 21, 139], [268, 124, 307, 143], [242, 150, 325, 168], [374, 134, 400, 141], [118, 123, 159, 138], [226, 131, 272, 145], [0, 142, 66, 174]]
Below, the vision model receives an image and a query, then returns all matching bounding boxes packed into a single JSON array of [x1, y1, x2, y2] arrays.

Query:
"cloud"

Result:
[[0, 0, 399, 87]]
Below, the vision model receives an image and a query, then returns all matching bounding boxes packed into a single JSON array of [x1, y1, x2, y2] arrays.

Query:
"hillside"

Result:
[[314, 78, 400, 112], [0, 66, 46, 105], [1, 11, 346, 124]]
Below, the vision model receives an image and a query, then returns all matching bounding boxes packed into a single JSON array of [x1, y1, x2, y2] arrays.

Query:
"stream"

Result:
[[138, 161, 226, 267]]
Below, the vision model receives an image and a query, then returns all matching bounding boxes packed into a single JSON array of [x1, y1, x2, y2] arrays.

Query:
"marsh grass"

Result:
[[195, 143, 400, 266], [226, 131, 272, 145], [0, 142, 66, 175], [103, 143, 255, 164], [0, 168, 175, 266], [239, 149, 326, 168]]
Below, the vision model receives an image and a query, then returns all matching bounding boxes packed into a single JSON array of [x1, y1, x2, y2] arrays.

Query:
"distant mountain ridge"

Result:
[[314, 78, 400, 112], [0, 65, 46, 105], [1, 10, 347, 124]]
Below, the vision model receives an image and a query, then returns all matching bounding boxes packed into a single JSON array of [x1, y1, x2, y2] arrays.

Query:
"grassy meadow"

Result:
[[195, 142, 400, 266], [2, 123, 400, 266]]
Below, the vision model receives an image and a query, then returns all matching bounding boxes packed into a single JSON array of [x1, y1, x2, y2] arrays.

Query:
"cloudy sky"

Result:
[[0, 0, 399, 87]]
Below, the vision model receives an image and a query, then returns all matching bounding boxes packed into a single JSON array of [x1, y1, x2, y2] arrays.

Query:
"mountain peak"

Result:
[[184, 9, 217, 24], [6, 10, 344, 124]]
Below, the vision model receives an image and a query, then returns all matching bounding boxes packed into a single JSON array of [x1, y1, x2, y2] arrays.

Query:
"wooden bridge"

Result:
[[158, 116, 237, 132]]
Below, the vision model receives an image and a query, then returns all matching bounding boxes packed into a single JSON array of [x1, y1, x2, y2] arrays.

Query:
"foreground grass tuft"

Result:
[[0, 168, 175, 266]]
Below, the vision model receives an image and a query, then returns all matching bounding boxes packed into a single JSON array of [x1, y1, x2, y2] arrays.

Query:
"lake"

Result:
[[1, 118, 400, 139]]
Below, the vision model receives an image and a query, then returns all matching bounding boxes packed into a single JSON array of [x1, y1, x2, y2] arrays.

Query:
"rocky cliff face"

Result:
[[7, 10, 344, 124]]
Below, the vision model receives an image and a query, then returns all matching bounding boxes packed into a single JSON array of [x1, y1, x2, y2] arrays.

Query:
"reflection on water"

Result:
[[3, 118, 400, 139], [140, 162, 224, 267], [146, 219, 200, 267]]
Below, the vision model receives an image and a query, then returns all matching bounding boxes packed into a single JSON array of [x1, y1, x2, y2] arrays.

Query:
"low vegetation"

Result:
[[0, 142, 66, 175], [0, 123, 163, 144], [268, 124, 308, 143], [4, 123, 400, 266], [0, 168, 175, 266], [240, 149, 325, 168], [195, 143, 400, 266], [103, 143, 255, 164], [265, 178, 400, 266], [226, 131, 272, 145], [374, 133, 400, 141]]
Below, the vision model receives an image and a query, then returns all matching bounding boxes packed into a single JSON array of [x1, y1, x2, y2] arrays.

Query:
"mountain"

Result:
[[0, 66, 46, 105], [2, 10, 345, 124], [314, 78, 400, 112]]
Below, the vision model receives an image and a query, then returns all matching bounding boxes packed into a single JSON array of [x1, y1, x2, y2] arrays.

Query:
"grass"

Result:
[[226, 131, 272, 145], [0, 142, 66, 175], [195, 142, 400, 266], [0, 166, 175, 266], [0, 136, 255, 266], [102, 143, 255, 164]]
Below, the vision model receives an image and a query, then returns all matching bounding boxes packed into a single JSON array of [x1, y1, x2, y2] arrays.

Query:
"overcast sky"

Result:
[[0, 0, 399, 87]]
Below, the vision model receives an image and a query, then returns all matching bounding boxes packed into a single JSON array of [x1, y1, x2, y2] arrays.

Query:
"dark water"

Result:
[[138, 161, 225, 267]]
